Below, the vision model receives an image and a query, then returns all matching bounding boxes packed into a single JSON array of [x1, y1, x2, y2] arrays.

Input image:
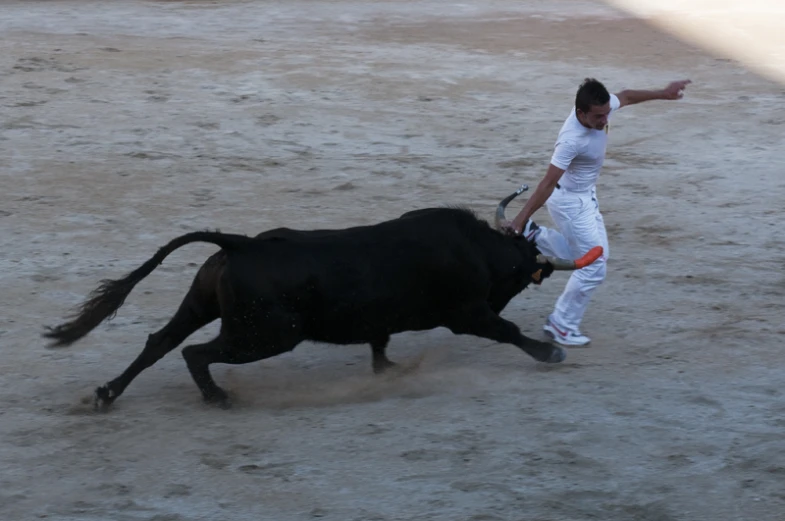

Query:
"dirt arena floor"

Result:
[[2, 1, 784, 520]]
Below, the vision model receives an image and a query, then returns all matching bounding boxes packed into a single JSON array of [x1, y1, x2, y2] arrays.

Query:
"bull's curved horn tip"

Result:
[[537, 245, 604, 271], [574, 245, 604, 269]]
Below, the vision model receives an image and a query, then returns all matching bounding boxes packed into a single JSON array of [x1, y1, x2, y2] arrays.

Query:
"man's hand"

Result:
[[499, 219, 521, 237], [661, 79, 691, 100]]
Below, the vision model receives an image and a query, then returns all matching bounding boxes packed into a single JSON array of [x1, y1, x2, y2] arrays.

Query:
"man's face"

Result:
[[577, 102, 611, 131]]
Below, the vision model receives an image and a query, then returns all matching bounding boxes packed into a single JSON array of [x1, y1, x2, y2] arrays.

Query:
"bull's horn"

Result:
[[537, 245, 604, 271], [494, 184, 529, 230]]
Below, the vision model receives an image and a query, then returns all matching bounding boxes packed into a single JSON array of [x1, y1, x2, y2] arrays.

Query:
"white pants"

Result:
[[535, 185, 609, 334]]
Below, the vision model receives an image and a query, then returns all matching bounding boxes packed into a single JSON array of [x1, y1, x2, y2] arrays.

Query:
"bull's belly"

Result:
[[222, 274, 479, 345], [303, 308, 446, 345]]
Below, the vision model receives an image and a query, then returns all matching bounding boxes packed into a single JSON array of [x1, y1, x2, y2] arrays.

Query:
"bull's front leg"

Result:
[[446, 303, 565, 363], [370, 337, 396, 374]]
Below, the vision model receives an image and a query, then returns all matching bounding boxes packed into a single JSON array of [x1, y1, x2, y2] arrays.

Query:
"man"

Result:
[[502, 77, 691, 347]]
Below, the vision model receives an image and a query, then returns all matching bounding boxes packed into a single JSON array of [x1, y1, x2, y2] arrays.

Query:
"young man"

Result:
[[502, 77, 691, 347]]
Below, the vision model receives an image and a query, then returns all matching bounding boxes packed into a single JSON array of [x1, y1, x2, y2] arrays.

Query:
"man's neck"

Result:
[[575, 113, 592, 130]]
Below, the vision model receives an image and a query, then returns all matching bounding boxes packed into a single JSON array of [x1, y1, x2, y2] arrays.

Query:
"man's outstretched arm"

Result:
[[616, 79, 691, 108]]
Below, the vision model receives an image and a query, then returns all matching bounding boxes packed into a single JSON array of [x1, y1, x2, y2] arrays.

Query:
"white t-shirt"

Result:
[[550, 93, 621, 192]]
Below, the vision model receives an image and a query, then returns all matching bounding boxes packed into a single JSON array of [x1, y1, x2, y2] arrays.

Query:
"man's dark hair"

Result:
[[575, 78, 610, 113]]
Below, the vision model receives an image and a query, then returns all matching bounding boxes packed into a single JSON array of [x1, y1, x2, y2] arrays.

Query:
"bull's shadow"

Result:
[[43, 186, 601, 411]]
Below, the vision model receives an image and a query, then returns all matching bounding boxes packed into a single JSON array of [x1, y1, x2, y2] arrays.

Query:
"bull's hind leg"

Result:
[[370, 337, 396, 374], [446, 303, 565, 364], [181, 337, 282, 409], [94, 282, 220, 410], [181, 336, 234, 407], [181, 320, 302, 408]]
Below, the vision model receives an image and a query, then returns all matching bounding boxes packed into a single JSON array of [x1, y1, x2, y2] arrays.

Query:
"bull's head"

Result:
[[495, 184, 603, 272]]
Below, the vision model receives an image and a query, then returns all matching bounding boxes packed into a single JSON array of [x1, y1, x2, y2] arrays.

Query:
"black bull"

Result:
[[43, 187, 602, 409]]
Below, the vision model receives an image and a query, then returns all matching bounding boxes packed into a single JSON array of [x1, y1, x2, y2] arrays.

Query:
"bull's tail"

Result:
[[43, 231, 255, 347]]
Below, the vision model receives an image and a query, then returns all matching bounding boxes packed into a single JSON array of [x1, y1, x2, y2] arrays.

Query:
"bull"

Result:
[[43, 186, 602, 409]]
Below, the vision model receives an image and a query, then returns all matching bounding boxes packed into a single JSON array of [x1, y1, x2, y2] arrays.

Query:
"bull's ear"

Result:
[[531, 268, 544, 284], [530, 262, 555, 285]]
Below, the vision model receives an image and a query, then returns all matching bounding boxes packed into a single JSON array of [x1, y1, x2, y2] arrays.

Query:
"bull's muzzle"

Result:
[[495, 185, 604, 271]]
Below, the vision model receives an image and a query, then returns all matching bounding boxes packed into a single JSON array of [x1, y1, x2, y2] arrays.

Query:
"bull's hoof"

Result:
[[93, 384, 116, 412], [202, 388, 232, 409], [372, 359, 397, 375], [203, 396, 232, 409], [545, 347, 567, 364]]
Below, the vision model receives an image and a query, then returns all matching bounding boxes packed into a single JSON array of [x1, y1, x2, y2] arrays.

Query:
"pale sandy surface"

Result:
[[1, 1, 784, 520], [605, 0, 785, 85]]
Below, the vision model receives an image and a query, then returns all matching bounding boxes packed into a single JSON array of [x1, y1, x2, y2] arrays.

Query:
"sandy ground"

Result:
[[1, 1, 784, 520], [605, 0, 785, 85]]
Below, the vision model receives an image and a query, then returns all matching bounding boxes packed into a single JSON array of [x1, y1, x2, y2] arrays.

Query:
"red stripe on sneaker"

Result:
[[551, 322, 568, 337]]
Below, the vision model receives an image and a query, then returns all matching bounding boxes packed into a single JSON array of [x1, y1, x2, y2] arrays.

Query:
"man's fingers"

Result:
[[667, 79, 691, 99], [500, 222, 521, 236]]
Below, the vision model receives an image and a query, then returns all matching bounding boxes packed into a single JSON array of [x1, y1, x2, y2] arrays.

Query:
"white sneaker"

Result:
[[543, 320, 591, 347], [523, 219, 540, 242]]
